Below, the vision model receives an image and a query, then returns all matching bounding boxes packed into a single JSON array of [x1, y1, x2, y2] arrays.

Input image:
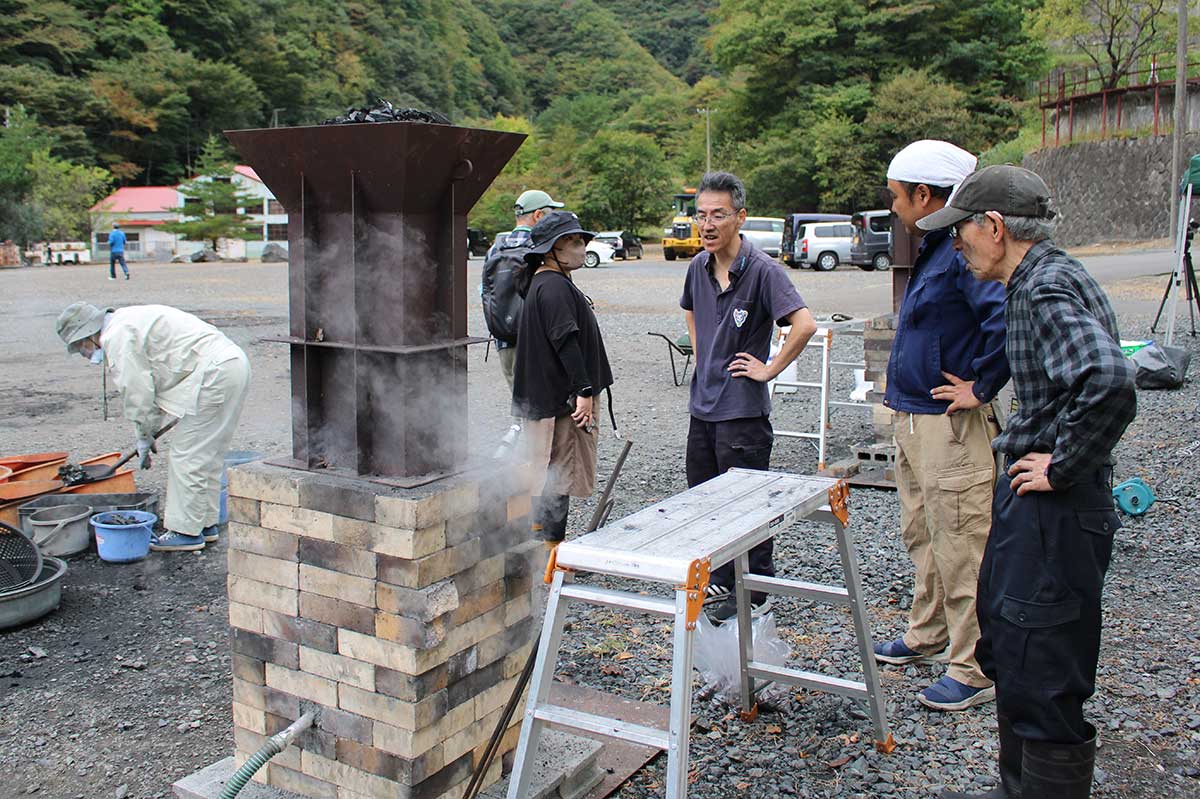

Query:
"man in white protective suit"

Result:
[[56, 302, 251, 552]]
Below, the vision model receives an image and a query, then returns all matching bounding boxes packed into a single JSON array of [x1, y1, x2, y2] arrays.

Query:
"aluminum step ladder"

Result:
[[506, 469, 893, 799], [770, 324, 873, 469]]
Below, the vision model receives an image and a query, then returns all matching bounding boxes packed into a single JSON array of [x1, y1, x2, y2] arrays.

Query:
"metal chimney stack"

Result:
[[225, 122, 525, 484]]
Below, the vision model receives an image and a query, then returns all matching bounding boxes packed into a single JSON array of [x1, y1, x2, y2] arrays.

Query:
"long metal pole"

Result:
[[1171, 0, 1189, 241]]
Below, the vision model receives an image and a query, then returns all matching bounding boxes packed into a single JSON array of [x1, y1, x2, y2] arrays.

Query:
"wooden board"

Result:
[[555, 469, 838, 584]]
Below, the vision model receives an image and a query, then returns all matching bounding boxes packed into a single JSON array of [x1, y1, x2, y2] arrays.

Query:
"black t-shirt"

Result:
[[512, 270, 613, 420]]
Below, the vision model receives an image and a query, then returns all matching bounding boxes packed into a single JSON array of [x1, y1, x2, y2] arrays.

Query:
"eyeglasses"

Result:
[[949, 211, 1002, 238], [694, 211, 736, 224]]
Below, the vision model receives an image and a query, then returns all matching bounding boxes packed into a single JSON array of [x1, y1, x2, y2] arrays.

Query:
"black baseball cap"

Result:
[[917, 165, 1056, 231], [524, 211, 595, 259]]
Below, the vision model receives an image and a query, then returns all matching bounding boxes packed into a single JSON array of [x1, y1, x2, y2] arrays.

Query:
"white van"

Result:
[[741, 217, 785, 257]]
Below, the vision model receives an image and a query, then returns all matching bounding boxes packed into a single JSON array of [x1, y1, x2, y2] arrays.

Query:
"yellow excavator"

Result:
[[661, 188, 701, 261]]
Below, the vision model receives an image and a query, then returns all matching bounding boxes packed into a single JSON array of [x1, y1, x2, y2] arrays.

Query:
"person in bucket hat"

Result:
[[510, 212, 613, 551], [55, 302, 252, 553]]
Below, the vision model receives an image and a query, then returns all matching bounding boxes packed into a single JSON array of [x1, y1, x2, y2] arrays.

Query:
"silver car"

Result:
[[741, 216, 785, 256], [797, 221, 855, 271]]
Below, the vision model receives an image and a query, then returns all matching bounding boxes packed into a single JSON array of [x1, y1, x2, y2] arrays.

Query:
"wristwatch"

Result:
[[577, 386, 594, 398]]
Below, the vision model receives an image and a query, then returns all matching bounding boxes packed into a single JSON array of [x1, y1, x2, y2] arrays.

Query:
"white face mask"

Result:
[[89, 348, 104, 365]]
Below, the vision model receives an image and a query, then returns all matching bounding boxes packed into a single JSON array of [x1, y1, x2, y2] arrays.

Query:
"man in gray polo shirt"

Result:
[[680, 171, 818, 623]]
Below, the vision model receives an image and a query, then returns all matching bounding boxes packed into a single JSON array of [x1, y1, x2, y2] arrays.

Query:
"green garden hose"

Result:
[[220, 712, 315, 799]]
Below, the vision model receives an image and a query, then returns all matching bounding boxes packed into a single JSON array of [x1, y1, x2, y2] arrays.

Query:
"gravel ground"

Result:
[[0, 255, 1196, 799]]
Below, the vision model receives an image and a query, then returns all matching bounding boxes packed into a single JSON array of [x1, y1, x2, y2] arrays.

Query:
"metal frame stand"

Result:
[[1153, 183, 1199, 343], [505, 471, 892, 799]]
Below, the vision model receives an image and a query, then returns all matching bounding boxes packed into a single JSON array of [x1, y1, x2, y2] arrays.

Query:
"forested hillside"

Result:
[[0, 0, 1052, 243]]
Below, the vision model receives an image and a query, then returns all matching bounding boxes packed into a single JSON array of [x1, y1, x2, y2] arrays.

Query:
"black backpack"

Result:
[[481, 235, 531, 345]]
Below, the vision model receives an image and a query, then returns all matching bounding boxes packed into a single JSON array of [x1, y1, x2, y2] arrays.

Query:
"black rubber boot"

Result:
[[1020, 724, 1096, 799], [941, 715, 1022, 798]]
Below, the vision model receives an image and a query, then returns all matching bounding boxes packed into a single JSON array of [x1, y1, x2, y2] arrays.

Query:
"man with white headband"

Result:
[[872, 140, 1011, 716]]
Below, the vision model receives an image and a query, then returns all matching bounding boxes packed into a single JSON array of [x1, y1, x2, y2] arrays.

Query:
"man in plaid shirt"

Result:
[[918, 165, 1136, 799]]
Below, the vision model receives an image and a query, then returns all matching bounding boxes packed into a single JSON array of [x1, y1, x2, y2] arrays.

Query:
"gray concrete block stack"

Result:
[[862, 313, 896, 441], [224, 460, 541, 799]]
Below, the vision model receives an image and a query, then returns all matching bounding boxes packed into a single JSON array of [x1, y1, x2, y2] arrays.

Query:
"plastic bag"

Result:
[[693, 610, 791, 706], [1131, 343, 1191, 389]]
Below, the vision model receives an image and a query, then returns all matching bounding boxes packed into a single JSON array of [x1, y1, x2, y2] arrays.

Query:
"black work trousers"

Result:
[[685, 415, 775, 589], [975, 465, 1118, 744]]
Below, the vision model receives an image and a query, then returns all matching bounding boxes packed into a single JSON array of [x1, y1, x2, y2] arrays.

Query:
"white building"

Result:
[[89, 166, 288, 261]]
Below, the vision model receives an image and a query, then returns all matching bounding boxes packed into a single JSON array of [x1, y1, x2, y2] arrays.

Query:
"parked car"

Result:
[[492, 230, 614, 267], [781, 213, 851, 267], [849, 210, 892, 271], [796, 221, 856, 271], [594, 230, 644, 259], [741, 217, 785, 256]]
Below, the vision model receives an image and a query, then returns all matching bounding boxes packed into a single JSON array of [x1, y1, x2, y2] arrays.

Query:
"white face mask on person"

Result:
[[89, 348, 104, 365]]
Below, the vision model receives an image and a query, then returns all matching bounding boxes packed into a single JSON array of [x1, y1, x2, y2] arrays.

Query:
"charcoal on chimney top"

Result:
[[321, 98, 451, 126]]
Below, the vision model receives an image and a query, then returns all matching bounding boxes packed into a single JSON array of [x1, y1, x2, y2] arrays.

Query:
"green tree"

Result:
[[1032, 0, 1171, 89], [162, 136, 259, 251], [29, 149, 111, 240], [0, 106, 55, 245], [576, 130, 671, 231]]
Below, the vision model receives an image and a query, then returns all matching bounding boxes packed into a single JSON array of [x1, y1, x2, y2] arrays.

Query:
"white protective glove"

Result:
[[136, 438, 156, 470]]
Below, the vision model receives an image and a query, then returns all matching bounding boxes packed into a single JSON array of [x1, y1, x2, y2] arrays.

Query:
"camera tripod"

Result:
[[1152, 218, 1200, 338]]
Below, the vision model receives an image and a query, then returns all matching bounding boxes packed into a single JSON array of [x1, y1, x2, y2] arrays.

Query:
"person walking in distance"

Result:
[[108, 222, 130, 280]]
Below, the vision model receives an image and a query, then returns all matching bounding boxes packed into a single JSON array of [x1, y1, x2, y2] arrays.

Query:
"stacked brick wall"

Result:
[[225, 461, 539, 799]]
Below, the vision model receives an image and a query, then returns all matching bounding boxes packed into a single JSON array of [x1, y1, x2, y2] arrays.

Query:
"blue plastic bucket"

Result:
[[219, 451, 264, 524], [91, 510, 156, 563]]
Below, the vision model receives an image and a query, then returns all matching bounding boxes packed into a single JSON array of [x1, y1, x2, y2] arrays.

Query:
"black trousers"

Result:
[[976, 465, 1118, 744], [685, 415, 775, 588]]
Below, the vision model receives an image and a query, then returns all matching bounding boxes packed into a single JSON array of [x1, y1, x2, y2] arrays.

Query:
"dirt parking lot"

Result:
[[1, 250, 1196, 799]]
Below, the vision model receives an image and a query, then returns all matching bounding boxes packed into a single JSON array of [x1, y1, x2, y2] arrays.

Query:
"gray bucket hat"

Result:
[[56, 302, 110, 353], [524, 211, 595, 261]]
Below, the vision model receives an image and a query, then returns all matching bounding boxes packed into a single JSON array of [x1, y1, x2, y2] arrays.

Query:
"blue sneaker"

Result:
[[873, 638, 950, 665], [201, 525, 220, 543], [918, 676, 996, 712], [150, 531, 205, 552]]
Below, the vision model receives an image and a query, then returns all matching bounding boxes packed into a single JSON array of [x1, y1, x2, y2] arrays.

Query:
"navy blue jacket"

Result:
[[884, 229, 1009, 414]]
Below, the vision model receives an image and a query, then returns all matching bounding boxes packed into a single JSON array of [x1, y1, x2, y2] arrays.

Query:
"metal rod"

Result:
[[1171, 0, 1190, 241]]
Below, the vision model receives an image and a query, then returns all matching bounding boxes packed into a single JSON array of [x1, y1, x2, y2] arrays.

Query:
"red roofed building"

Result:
[[90, 167, 288, 262]]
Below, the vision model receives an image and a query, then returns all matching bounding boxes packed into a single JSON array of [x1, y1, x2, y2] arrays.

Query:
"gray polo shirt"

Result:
[[680, 237, 806, 422]]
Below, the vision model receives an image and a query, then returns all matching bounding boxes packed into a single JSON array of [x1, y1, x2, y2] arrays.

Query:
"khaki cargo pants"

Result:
[[894, 404, 999, 688]]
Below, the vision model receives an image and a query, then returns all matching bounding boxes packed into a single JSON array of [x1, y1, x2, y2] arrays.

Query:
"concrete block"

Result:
[[376, 611, 446, 649], [300, 592, 375, 636], [228, 496, 262, 526], [372, 719, 447, 761], [449, 580, 505, 626], [233, 676, 266, 711], [229, 601, 264, 634], [228, 574, 298, 616], [375, 492, 444, 530], [370, 522, 447, 561], [378, 538, 482, 590], [229, 461, 303, 506], [172, 756, 303, 799], [446, 659, 503, 711], [375, 663, 448, 703], [334, 738, 444, 786], [265, 662, 338, 706], [330, 516, 374, 550], [337, 627, 418, 674], [477, 618, 533, 669], [376, 578, 459, 622], [268, 763, 338, 799], [299, 564, 375, 607], [232, 653, 266, 686], [446, 647, 479, 684], [233, 701, 267, 735], [300, 645, 376, 691], [227, 522, 299, 562], [300, 750, 397, 799], [409, 752, 473, 799], [299, 538, 377, 579], [231, 628, 300, 670], [454, 553, 506, 597], [476, 730, 603, 799], [262, 609, 338, 654], [503, 595, 532, 627], [261, 503, 336, 541], [312, 705, 373, 745], [443, 512, 481, 548], [229, 550, 300, 590], [473, 676, 518, 721], [299, 474, 380, 522], [339, 683, 446, 731], [262, 686, 301, 719]]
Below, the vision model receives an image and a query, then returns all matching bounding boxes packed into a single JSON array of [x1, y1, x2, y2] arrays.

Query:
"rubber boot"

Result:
[[941, 715, 1022, 798], [1020, 724, 1096, 799]]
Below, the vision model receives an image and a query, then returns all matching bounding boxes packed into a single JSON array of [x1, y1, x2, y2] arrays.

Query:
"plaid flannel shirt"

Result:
[[992, 241, 1136, 487]]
